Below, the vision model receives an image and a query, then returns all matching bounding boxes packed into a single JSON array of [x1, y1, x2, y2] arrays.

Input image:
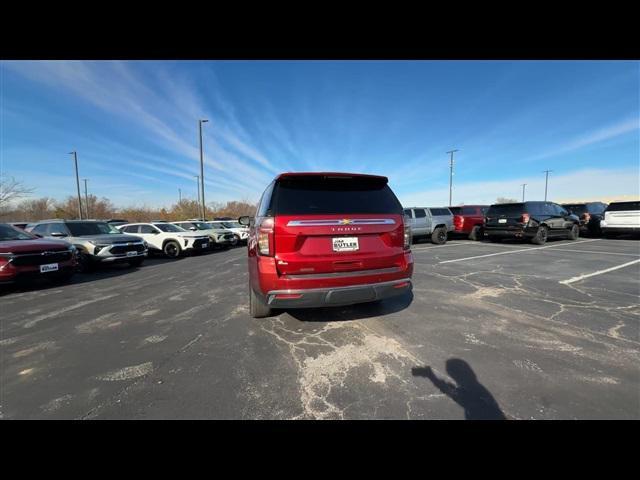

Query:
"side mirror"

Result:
[[190, 227, 197, 231], [238, 216, 251, 226], [50, 232, 67, 238], [34, 233, 44, 238]]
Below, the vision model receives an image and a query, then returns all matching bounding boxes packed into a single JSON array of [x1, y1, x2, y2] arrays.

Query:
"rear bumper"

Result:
[[264, 278, 412, 308], [0, 264, 76, 284], [602, 226, 640, 234], [484, 227, 535, 238]]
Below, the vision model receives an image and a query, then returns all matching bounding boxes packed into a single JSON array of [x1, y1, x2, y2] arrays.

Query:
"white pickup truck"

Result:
[[600, 201, 640, 237]]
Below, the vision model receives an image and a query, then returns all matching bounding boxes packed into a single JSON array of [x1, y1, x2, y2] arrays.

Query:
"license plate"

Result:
[[498, 218, 507, 224], [40, 263, 59, 273], [202, 243, 208, 248], [126, 251, 137, 257], [333, 237, 359, 252]]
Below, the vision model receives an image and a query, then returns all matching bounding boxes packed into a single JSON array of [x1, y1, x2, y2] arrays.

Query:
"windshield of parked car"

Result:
[[222, 222, 242, 229], [206, 223, 226, 230], [0, 224, 36, 241], [189, 222, 211, 230], [67, 222, 122, 236], [155, 223, 187, 232]]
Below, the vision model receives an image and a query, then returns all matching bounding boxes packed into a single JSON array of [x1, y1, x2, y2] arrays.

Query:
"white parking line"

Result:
[[412, 242, 476, 251], [549, 248, 640, 257], [438, 239, 601, 264], [559, 259, 640, 285]]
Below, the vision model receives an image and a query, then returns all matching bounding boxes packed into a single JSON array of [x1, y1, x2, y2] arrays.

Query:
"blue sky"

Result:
[[1, 60, 638, 208]]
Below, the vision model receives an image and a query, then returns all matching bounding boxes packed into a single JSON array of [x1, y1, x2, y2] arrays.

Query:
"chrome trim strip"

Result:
[[267, 278, 412, 295], [287, 219, 396, 227], [283, 266, 402, 280]]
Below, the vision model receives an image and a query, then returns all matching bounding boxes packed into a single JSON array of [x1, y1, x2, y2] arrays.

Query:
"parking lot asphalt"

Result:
[[1, 237, 639, 420]]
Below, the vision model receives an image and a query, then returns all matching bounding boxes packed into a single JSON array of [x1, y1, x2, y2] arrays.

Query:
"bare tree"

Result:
[[0, 176, 34, 208], [496, 197, 519, 204]]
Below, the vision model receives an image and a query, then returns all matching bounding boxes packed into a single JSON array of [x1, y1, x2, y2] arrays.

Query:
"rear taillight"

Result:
[[403, 221, 411, 250], [257, 217, 274, 256], [520, 213, 530, 224], [453, 215, 464, 228]]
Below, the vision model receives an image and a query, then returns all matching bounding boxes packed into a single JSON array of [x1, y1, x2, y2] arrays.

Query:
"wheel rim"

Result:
[[540, 229, 547, 241], [438, 231, 446, 242], [165, 243, 178, 257]]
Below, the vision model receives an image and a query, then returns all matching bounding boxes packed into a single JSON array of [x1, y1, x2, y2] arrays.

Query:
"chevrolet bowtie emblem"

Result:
[[340, 219, 353, 225]]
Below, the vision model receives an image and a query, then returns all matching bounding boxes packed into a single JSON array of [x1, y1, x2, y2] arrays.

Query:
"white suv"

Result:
[[171, 220, 236, 247], [117, 222, 210, 258], [600, 201, 640, 237], [207, 220, 249, 244]]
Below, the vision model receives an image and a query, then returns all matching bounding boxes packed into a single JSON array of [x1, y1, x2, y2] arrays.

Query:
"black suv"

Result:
[[484, 201, 580, 245], [561, 202, 608, 236]]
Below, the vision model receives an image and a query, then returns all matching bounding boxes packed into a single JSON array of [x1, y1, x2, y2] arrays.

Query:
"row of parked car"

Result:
[[404, 200, 640, 245], [0, 218, 250, 285]]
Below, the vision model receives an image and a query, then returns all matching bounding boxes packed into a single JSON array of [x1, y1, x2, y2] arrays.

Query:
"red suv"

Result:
[[448, 205, 489, 240], [0, 223, 77, 284], [239, 172, 414, 317]]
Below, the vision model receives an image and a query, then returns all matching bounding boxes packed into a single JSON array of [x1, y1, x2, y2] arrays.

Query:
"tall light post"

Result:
[[194, 175, 200, 216], [179, 188, 182, 204], [543, 170, 553, 201], [83, 179, 90, 218], [198, 119, 209, 220], [446, 149, 459, 206], [68, 151, 83, 220], [521, 183, 527, 202]]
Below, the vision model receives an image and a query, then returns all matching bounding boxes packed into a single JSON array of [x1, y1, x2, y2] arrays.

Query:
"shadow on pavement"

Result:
[[285, 291, 414, 322], [412, 359, 507, 420]]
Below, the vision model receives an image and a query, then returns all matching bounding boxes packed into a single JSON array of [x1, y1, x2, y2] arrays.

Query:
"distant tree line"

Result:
[[1, 194, 257, 223]]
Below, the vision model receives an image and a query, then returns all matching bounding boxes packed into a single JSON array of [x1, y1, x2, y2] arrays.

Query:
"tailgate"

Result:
[[606, 211, 640, 227], [274, 214, 406, 276]]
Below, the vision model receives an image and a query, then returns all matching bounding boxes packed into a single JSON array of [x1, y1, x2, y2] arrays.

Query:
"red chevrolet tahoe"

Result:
[[239, 172, 414, 317], [448, 205, 489, 240]]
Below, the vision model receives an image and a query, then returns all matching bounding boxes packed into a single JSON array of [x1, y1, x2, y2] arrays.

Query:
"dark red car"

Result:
[[239, 172, 414, 318], [448, 205, 489, 240], [0, 223, 77, 284]]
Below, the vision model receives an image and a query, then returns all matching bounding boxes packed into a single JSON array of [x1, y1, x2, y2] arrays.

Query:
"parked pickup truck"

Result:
[[403, 207, 454, 244], [448, 205, 489, 241], [600, 201, 640, 237]]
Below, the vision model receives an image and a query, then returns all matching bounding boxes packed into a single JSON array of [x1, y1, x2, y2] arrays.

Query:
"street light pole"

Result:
[[446, 149, 459, 206], [69, 151, 83, 220], [543, 170, 553, 201], [198, 119, 209, 220], [83, 179, 89, 218], [194, 175, 200, 216], [521, 183, 527, 202], [179, 188, 182, 204]]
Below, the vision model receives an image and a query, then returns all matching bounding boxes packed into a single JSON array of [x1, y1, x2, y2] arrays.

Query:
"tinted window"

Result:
[[462, 207, 478, 215], [555, 204, 569, 216], [607, 202, 640, 212], [155, 223, 185, 233], [257, 181, 276, 217], [448, 207, 462, 215], [588, 203, 607, 214], [67, 222, 120, 236], [487, 204, 525, 216], [414, 209, 426, 218], [525, 202, 546, 216], [0, 224, 35, 241], [403, 209, 413, 217], [429, 208, 451, 216], [31, 224, 48, 235], [563, 204, 588, 215], [481, 207, 489, 215], [272, 176, 402, 215], [139, 225, 156, 234]]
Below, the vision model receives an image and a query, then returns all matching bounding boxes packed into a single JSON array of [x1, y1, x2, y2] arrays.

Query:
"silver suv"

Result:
[[403, 207, 454, 244], [30, 220, 147, 272]]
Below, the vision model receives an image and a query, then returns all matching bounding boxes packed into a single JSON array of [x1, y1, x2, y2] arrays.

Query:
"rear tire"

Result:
[[250, 287, 272, 318], [567, 224, 579, 240], [469, 225, 483, 241], [163, 241, 181, 258], [531, 226, 548, 245], [431, 227, 447, 245]]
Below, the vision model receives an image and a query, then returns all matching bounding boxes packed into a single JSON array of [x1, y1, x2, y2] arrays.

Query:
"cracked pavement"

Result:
[[1, 237, 638, 419]]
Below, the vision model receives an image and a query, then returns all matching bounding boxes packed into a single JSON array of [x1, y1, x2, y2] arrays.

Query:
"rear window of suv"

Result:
[[487, 203, 525, 216], [271, 175, 403, 215], [607, 201, 640, 212], [563, 204, 588, 215]]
